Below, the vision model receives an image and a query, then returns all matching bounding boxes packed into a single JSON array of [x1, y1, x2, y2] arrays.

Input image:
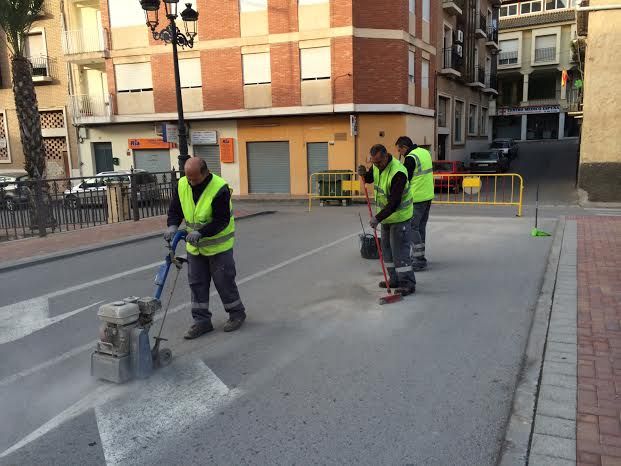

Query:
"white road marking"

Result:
[[96, 358, 240, 466], [0, 300, 103, 345]]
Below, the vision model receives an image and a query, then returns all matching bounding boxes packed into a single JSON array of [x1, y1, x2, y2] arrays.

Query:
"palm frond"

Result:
[[0, 0, 45, 56]]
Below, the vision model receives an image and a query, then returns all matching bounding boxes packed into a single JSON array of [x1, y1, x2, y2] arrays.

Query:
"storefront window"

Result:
[[527, 113, 559, 140]]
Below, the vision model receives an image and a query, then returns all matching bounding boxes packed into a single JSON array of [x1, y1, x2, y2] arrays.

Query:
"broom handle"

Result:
[[363, 182, 392, 294]]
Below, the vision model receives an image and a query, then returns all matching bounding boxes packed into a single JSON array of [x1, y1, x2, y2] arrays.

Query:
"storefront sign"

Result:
[[496, 105, 560, 116], [220, 138, 235, 163], [191, 130, 218, 145], [128, 138, 172, 150]]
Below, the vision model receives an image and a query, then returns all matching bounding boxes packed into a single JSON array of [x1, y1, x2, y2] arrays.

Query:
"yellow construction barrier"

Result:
[[432, 173, 524, 216], [308, 171, 364, 211], [308, 171, 524, 217]]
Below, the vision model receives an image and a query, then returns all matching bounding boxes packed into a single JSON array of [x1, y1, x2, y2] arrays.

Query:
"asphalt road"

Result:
[[0, 204, 556, 465]]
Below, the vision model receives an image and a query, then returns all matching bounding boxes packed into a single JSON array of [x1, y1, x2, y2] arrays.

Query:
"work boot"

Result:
[[379, 280, 398, 289], [395, 286, 416, 297], [184, 322, 214, 340], [223, 312, 246, 332], [412, 262, 427, 272]]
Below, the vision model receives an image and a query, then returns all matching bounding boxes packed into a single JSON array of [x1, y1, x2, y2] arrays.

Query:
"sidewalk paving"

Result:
[[525, 216, 621, 466], [0, 207, 268, 269]]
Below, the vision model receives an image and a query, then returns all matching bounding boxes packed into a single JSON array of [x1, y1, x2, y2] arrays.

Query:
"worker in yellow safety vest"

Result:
[[165, 157, 246, 339], [395, 136, 434, 271], [358, 144, 416, 296]]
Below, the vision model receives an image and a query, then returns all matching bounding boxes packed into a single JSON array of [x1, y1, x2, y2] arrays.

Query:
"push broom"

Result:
[[363, 181, 403, 305], [531, 183, 551, 237]]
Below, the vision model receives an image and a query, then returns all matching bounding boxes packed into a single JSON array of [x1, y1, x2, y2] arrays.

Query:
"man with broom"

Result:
[[358, 144, 416, 296]]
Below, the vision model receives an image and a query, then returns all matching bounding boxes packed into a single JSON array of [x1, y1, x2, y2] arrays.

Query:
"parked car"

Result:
[[432, 161, 468, 193], [468, 150, 510, 173], [63, 170, 160, 209], [490, 138, 519, 161], [0, 173, 31, 211]]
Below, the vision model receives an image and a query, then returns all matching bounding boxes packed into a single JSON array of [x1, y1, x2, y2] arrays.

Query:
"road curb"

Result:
[[497, 216, 566, 466], [0, 210, 275, 274]]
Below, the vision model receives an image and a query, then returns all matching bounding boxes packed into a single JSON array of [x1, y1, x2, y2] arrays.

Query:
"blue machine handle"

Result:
[[154, 230, 187, 300]]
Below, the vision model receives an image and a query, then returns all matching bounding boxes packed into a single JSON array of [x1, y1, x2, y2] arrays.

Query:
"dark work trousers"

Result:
[[381, 220, 416, 288], [187, 249, 246, 325], [411, 200, 432, 267]]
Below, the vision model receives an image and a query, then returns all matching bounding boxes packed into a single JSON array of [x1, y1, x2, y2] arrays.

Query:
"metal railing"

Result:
[[485, 72, 497, 89], [499, 50, 519, 65], [479, 14, 487, 32], [442, 47, 460, 70], [0, 170, 179, 242], [307, 171, 524, 217], [487, 26, 499, 43], [69, 94, 112, 124], [566, 86, 583, 112], [534, 47, 556, 63], [433, 173, 524, 217], [28, 55, 54, 78], [62, 29, 106, 55]]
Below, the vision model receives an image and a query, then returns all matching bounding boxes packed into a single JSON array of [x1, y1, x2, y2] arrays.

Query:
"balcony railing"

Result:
[[442, 47, 461, 71], [478, 14, 487, 32], [484, 72, 497, 90], [62, 29, 106, 55], [499, 50, 519, 66], [487, 26, 499, 44], [69, 94, 112, 124], [534, 47, 556, 63], [27, 56, 55, 81]]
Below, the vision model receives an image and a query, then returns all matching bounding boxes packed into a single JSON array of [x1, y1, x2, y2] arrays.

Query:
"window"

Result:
[[500, 4, 518, 16], [480, 107, 488, 136], [534, 34, 557, 63], [521, 0, 542, 13], [239, 0, 267, 12], [454, 100, 464, 143], [115, 62, 153, 92], [438, 96, 449, 128], [423, 0, 430, 21], [499, 39, 519, 65], [242, 52, 271, 85], [179, 58, 201, 89], [24, 31, 49, 77], [408, 50, 415, 84], [468, 104, 478, 135], [422, 59, 429, 90], [546, 0, 568, 10], [108, 0, 145, 27], [409, 0, 415, 14], [300, 47, 331, 80]]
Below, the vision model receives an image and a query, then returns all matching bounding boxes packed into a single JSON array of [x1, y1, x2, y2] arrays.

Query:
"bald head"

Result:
[[185, 157, 209, 186]]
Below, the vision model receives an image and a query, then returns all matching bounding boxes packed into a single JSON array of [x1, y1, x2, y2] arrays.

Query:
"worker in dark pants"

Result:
[[395, 136, 434, 271], [358, 144, 416, 295], [165, 157, 246, 339]]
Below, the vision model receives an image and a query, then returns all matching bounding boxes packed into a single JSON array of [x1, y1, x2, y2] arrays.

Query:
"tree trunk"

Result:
[[10, 55, 46, 178]]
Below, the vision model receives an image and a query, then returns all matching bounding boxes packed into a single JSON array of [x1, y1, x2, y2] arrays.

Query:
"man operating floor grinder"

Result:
[[91, 158, 246, 383]]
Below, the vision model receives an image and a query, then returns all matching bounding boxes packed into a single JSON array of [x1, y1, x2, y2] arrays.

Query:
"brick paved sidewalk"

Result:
[[0, 208, 266, 266], [576, 217, 621, 466]]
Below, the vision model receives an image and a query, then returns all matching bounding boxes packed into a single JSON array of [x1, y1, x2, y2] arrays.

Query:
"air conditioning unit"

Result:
[[455, 45, 463, 57], [456, 30, 464, 43]]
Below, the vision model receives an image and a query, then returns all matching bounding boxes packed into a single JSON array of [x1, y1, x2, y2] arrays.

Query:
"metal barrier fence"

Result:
[[308, 171, 524, 217], [0, 170, 179, 242]]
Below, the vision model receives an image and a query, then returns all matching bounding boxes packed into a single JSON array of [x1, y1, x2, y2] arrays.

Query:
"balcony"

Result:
[[467, 66, 485, 89], [486, 27, 499, 49], [475, 14, 487, 39], [28, 56, 55, 83], [439, 48, 461, 78], [499, 50, 519, 67], [69, 94, 112, 124], [442, 0, 464, 16], [62, 29, 108, 63], [566, 87, 583, 113], [534, 47, 557, 65], [483, 73, 499, 95]]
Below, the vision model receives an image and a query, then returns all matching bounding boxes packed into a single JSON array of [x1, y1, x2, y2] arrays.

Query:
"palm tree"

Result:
[[0, 0, 46, 179]]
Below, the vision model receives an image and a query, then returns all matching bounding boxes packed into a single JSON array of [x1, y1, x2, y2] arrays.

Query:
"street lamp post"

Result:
[[140, 0, 198, 176]]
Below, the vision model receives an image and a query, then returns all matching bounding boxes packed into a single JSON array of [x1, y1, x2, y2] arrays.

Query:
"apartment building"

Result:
[[62, 0, 438, 195], [436, 0, 500, 161], [0, 0, 78, 177], [492, 0, 580, 141], [576, 0, 621, 202]]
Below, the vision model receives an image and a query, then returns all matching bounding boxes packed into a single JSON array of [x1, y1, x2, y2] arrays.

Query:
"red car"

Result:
[[432, 160, 468, 193]]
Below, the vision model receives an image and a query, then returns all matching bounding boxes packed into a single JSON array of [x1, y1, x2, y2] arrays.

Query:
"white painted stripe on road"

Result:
[[96, 358, 240, 466], [0, 300, 103, 345]]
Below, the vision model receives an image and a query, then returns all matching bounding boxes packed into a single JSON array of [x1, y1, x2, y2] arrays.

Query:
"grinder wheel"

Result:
[[158, 348, 173, 367]]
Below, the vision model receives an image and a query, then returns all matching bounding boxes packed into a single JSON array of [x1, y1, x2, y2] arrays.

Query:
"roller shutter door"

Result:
[[247, 141, 290, 193], [307, 142, 328, 193], [193, 145, 221, 177]]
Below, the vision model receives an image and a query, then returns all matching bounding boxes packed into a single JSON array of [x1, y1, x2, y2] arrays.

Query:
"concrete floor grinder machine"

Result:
[[91, 230, 187, 383]]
